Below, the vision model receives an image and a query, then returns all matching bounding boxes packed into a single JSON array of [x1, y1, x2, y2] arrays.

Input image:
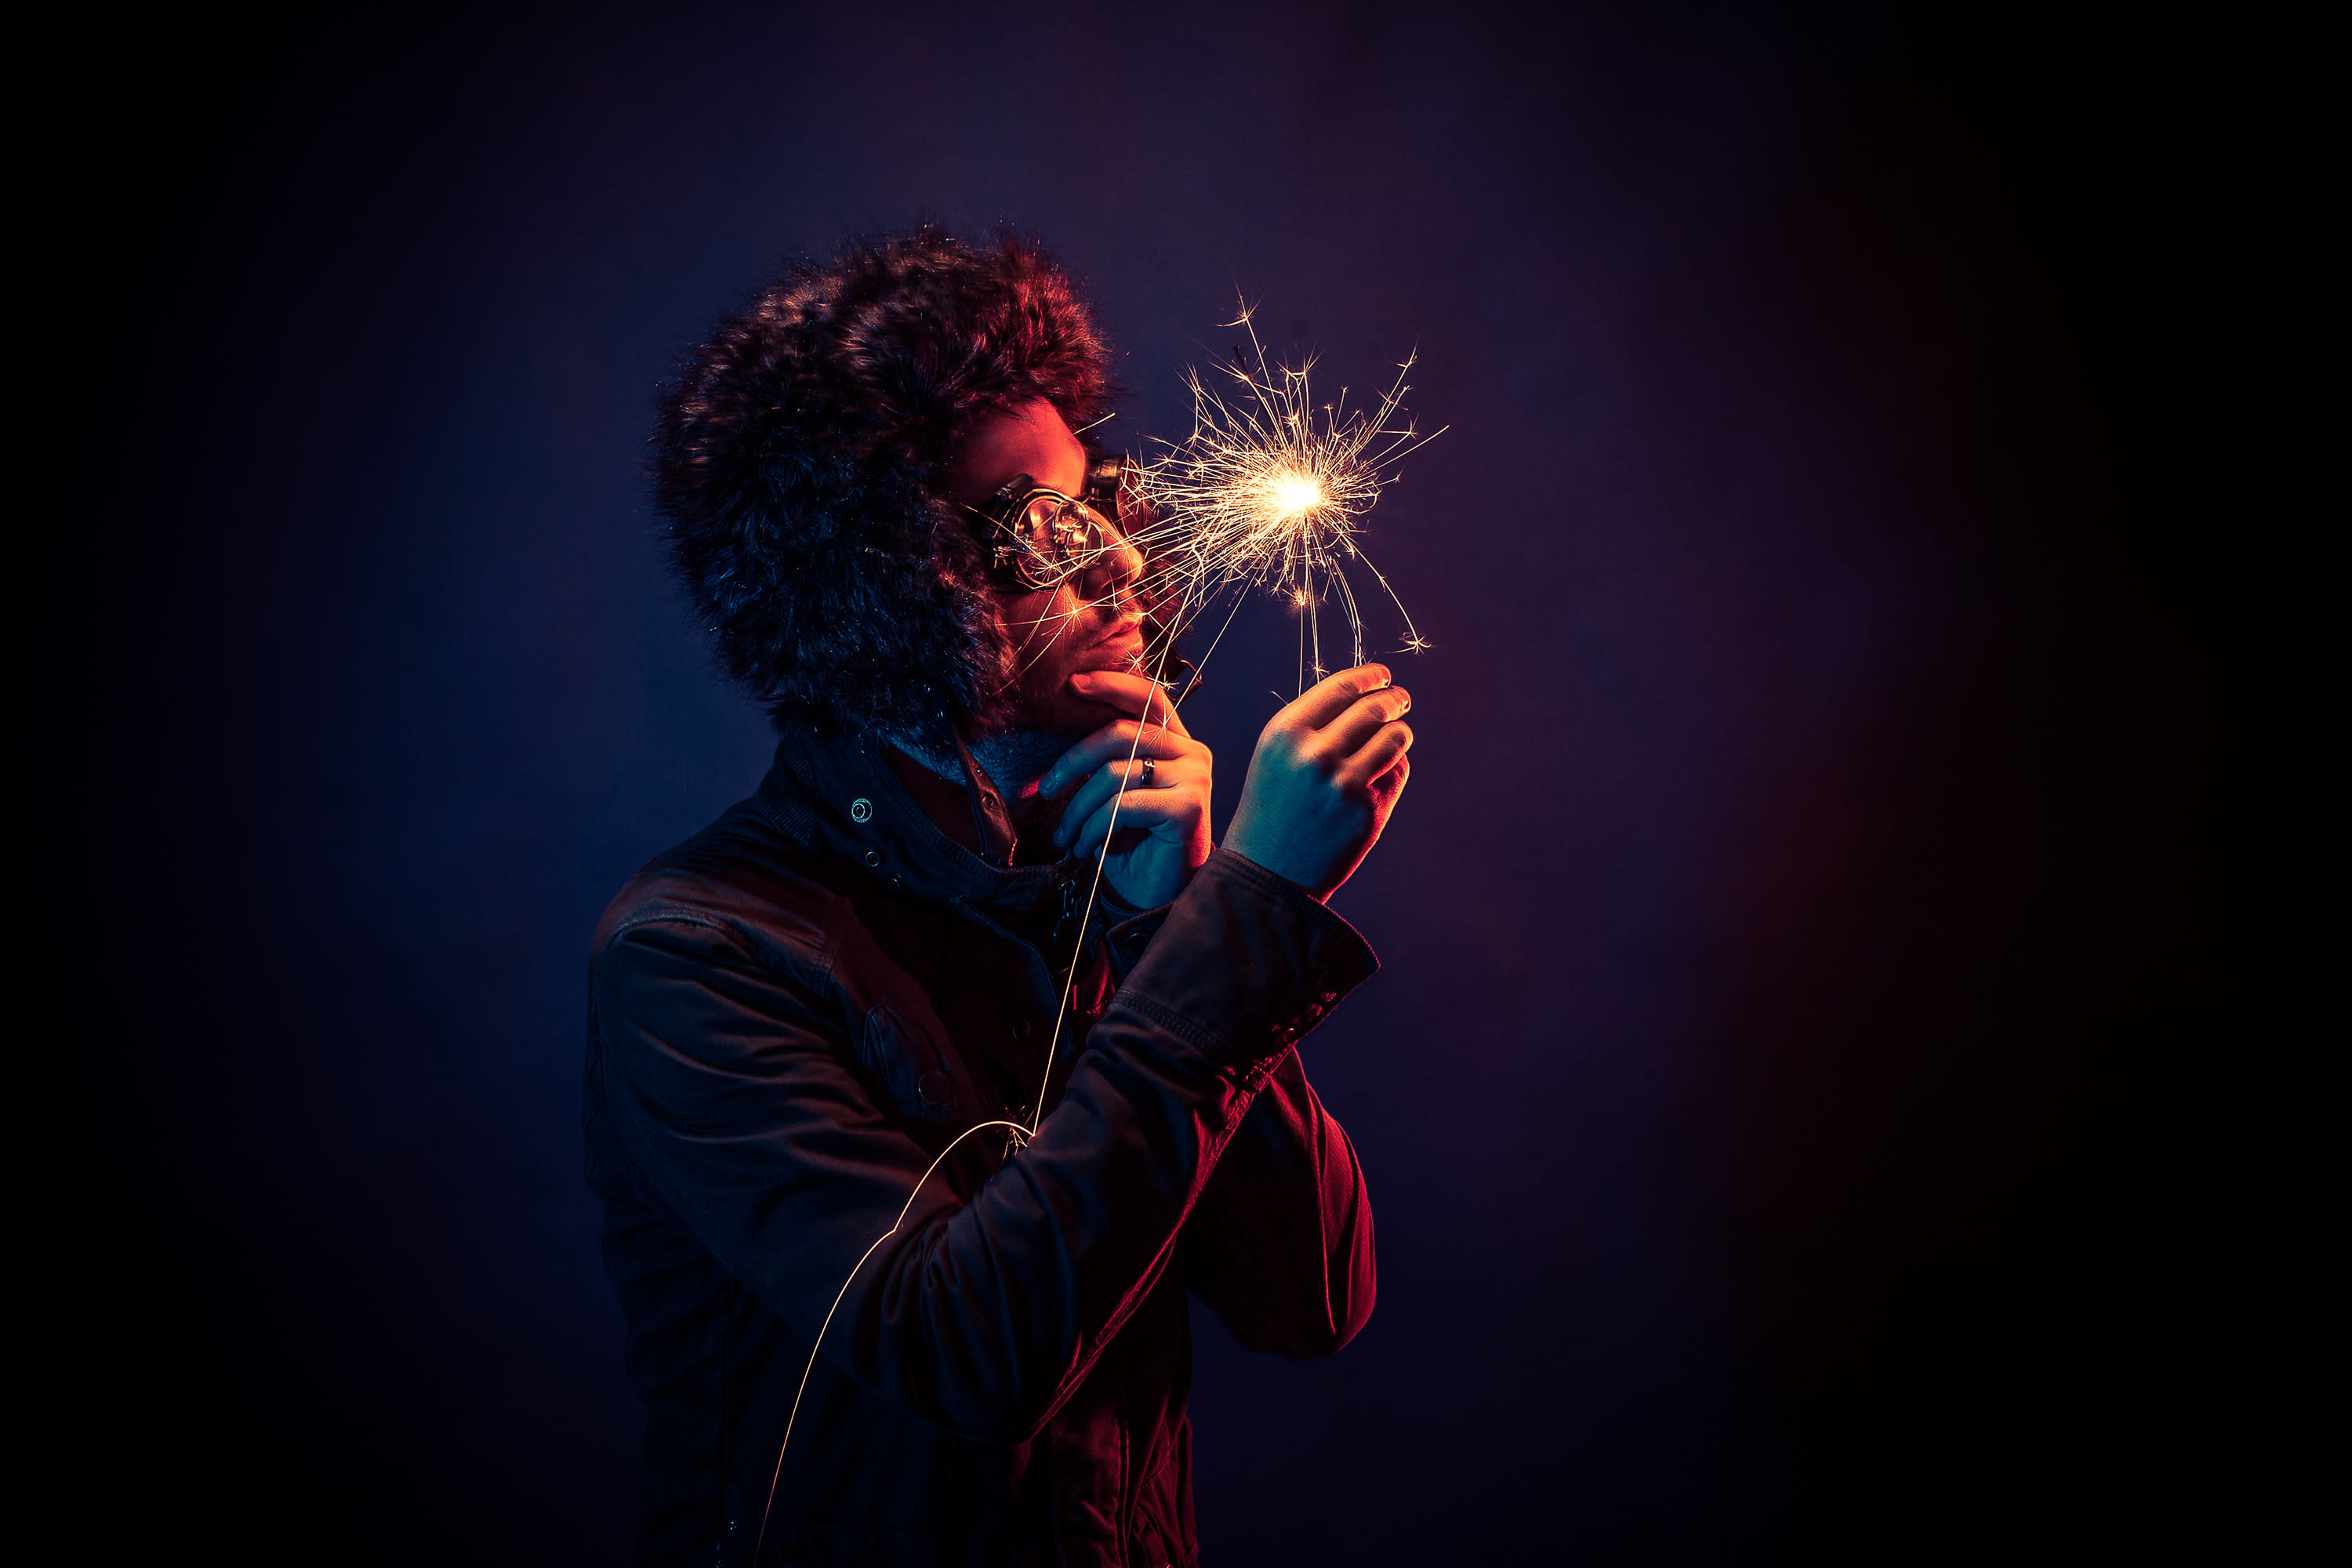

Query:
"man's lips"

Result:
[[1074, 625, 1147, 673]]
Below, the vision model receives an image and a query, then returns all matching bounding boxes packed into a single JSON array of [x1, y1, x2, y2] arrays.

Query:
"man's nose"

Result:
[[1082, 520, 1148, 607]]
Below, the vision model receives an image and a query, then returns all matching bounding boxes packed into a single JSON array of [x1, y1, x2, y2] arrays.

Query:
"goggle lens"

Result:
[[1006, 492, 1115, 587], [977, 453, 1151, 592]]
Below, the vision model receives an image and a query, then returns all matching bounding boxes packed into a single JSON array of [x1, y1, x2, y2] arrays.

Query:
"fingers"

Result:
[[1361, 752, 1410, 831], [1067, 670, 1191, 736], [1040, 720, 1196, 800], [1338, 722, 1414, 792], [1316, 684, 1412, 760], [1055, 750, 1207, 848], [1063, 774, 1203, 857], [1276, 663, 1392, 735]]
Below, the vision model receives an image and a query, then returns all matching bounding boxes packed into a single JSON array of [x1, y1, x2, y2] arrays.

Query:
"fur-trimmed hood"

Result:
[[650, 230, 1113, 735]]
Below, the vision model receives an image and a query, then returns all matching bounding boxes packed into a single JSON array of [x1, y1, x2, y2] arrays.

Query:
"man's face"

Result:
[[950, 399, 1150, 735]]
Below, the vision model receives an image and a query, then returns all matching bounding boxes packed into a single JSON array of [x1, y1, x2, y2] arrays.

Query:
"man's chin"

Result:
[[1029, 685, 1131, 737]]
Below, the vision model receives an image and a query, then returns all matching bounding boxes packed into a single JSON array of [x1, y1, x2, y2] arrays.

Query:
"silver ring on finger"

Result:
[[1138, 757, 1157, 788]]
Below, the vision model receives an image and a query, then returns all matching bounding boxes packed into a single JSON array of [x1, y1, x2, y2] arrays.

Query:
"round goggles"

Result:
[[971, 451, 1143, 591]]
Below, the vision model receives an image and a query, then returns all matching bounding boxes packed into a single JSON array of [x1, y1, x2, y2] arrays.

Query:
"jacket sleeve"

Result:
[[593, 848, 1376, 1443], [1180, 1047, 1377, 1357]]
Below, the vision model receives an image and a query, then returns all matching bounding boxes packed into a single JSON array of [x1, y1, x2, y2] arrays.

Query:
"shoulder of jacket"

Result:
[[592, 799, 852, 978]]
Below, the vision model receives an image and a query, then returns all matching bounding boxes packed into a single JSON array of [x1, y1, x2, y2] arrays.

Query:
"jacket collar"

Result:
[[757, 728, 1073, 920]]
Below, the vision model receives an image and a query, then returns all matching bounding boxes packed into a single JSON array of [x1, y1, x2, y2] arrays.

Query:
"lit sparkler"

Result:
[[1128, 299, 1441, 688]]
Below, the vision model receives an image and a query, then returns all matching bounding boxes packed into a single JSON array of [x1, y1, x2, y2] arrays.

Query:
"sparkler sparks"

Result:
[[1128, 299, 1442, 687]]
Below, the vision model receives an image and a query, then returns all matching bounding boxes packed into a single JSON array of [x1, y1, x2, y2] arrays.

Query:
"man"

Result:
[[585, 230, 1415, 1566]]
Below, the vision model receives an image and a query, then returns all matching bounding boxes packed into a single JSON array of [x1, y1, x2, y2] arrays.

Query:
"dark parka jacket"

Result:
[[584, 728, 1380, 1566]]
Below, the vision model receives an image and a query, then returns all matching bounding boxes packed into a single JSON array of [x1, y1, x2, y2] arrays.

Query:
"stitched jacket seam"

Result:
[[1120, 993, 1234, 1061], [604, 906, 846, 990]]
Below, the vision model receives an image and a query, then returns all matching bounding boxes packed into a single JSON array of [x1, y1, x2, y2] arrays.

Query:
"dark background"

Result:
[[16, 3, 2321, 1561]]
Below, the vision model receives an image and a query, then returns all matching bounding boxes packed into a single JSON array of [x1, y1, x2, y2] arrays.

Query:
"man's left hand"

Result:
[[1041, 670, 1213, 909]]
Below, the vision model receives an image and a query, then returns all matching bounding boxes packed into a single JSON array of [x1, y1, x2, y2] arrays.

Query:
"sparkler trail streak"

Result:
[[757, 302, 1436, 1549]]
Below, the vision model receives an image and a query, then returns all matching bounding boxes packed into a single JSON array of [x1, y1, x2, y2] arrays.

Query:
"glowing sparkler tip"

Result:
[[1267, 471, 1327, 519]]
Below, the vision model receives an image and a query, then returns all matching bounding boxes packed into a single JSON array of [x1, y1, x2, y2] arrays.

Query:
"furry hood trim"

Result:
[[650, 230, 1113, 735]]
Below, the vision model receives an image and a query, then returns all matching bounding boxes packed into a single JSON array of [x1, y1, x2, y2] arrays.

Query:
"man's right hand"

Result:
[[1221, 664, 1415, 903]]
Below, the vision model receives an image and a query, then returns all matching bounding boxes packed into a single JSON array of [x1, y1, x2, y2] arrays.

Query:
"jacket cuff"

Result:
[[1112, 847, 1379, 1065]]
